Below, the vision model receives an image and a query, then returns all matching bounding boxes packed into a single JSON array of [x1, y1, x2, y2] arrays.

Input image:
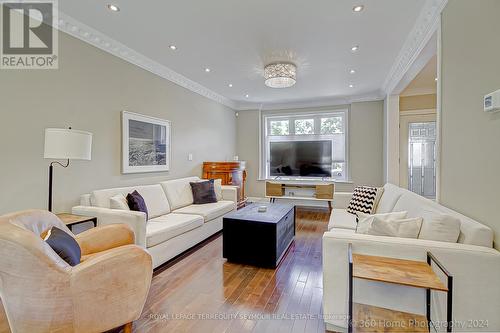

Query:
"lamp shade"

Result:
[[44, 128, 92, 160]]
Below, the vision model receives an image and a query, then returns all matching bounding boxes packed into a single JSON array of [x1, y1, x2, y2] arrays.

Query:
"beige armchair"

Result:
[[0, 210, 152, 333]]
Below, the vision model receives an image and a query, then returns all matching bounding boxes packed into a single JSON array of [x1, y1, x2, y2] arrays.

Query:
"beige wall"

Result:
[[0, 32, 236, 214], [400, 94, 437, 111], [441, 0, 500, 248], [236, 101, 384, 197]]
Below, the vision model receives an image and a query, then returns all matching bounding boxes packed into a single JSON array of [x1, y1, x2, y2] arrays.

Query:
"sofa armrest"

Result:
[[71, 206, 147, 248], [221, 185, 238, 205], [71, 245, 152, 331], [322, 230, 500, 331], [75, 224, 135, 255]]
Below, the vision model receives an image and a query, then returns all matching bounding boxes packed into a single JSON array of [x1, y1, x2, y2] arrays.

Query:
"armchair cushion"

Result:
[[44, 226, 81, 266]]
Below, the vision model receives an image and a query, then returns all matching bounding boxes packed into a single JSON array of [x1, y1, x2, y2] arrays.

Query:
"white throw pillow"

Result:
[[418, 214, 461, 243], [356, 211, 408, 234], [214, 179, 223, 201], [110, 194, 130, 210], [364, 217, 423, 238]]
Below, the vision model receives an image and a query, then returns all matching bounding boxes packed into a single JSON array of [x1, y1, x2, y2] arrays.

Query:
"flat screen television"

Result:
[[269, 140, 332, 177]]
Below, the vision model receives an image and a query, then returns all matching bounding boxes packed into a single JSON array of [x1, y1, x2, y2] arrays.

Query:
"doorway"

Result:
[[399, 113, 437, 198]]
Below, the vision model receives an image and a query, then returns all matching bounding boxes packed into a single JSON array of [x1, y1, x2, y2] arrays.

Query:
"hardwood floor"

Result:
[[0, 206, 330, 333]]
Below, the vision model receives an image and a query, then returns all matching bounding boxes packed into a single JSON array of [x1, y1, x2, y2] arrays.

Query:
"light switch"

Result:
[[188, 153, 193, 161]]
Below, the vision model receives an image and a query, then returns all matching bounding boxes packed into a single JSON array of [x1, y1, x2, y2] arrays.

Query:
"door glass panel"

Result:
[[408, 122, 436, 199]]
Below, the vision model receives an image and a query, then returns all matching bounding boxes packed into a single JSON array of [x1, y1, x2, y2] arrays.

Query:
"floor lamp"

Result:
[[44, 128, 93, 212]]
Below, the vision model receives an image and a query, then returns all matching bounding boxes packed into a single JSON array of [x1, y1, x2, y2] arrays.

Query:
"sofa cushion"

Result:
[[160, 177, 200, 210], [110, 194, 130, 210], [328, 209, 357, 231], [356, 211, 408, 234], [90, 184, 171, 218], [375, 183, 404, 213], [146, 213, 204, 247], [390, 185, 493, 247], [134, 185, 171, 219], [418, 214, 461, 243], [173, 200, 234, 221]]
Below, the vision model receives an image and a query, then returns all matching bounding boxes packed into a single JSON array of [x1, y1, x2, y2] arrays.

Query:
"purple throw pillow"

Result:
[[126, 190, 149, 219], [190, 179, 217, 204]]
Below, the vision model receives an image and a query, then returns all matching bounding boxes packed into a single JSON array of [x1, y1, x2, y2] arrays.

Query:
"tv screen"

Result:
[[270, 140, 332, 177]]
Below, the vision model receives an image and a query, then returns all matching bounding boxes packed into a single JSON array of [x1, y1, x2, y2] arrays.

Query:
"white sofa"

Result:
[[72, 177, 237, 268], [323, 183, 500, 332]]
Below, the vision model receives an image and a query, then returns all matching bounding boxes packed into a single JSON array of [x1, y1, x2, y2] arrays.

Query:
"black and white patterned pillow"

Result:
[[347, 186, 381, 216]]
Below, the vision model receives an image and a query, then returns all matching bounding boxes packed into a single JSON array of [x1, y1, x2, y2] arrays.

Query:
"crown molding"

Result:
[[233, 90, 385, 111], [56, 11, 236, 109], [382, 0, 448, 95]]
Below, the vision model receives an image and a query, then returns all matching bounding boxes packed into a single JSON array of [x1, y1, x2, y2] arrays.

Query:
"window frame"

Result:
[[260, 109, 349, 181]]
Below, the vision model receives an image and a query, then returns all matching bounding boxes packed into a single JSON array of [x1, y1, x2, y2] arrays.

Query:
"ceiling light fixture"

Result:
[[264, 62, 297, 88], [353, 5, 364, 12], [351, 45, 359, 52], [228, 84, 233, 88], [245, 94, 249, 98], [435, 77, 438, 81], [205, 68, 211, 73], [169, 45, 177, 50], [349, 84, 354, 88], [349, 69, 356, 74], [107, 4, 120, 12]]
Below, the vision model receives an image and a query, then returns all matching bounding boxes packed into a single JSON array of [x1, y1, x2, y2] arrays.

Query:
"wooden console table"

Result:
[[203, 161, 247, 208], [348, 244, 453, 333], [265, 180, 334, 210]]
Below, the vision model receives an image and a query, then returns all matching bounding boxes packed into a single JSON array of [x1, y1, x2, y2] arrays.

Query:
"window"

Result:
[[269, 120, 289, 135], [262, 110, 348, 181], [294, 119, 314, 134]]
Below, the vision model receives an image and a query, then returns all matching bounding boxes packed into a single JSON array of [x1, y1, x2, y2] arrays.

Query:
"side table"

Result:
[[348, 244, 453, 333], [56, 213, 97, 232]]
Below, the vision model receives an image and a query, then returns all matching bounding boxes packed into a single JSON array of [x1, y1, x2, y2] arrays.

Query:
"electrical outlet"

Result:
[[188, 153, 193, 161]]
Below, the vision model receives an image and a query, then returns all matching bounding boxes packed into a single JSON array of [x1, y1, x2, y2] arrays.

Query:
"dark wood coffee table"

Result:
[[223, 203, 295, 268]]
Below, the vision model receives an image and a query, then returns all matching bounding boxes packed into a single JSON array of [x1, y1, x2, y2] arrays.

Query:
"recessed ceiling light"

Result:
[[107, 4, 120, 12], [245, 94, 249, 98], [205, 68, 211, 73], [349, 84, 354, 88], [228, 84, 233, 88], [435, 77, 438, 81], [351, 45, 359, 52], [169, 45, 177, 50], [349, 69, 356, 74], [353, 5, 364, 12]]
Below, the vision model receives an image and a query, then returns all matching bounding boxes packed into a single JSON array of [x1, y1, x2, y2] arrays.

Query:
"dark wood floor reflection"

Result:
[[0, 206, 330, 333]]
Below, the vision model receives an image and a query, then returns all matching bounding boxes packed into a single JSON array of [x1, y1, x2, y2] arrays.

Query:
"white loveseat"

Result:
[[323, 183, 500, 332], [72, 177, 237, 268]]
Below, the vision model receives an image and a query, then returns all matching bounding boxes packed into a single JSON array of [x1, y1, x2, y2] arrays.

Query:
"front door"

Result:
[[399, 113, 437, 199]]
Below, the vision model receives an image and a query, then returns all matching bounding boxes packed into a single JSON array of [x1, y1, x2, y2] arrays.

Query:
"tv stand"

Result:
[[265, 180, 334, 211]]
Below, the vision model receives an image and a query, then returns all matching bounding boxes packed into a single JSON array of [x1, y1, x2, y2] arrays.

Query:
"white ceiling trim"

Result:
[[234, 90, 385, 111], [382, 0, 448, 95], [56, 11, 236, 109]]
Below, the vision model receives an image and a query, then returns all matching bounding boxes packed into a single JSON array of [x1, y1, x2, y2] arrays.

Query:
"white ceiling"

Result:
[[59, 0, 426, 109]]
